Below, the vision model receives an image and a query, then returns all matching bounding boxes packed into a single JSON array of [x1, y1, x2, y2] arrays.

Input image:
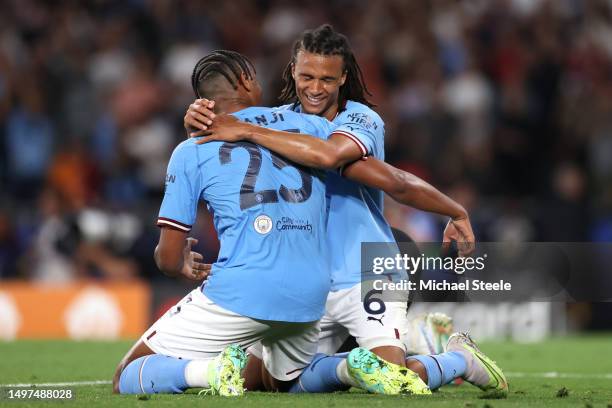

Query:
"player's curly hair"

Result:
[[279, 24, 374, 111], [191, 50, 256, 98]]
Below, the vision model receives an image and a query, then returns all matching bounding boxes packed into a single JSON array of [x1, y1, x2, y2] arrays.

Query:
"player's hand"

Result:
[[442, 215, 476, 257], [193, 114, 250, 145], [185, 98, 216, 137], [180, 237, 212, 281]]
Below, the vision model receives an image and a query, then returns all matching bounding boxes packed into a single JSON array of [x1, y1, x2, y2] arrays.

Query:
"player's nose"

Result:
[[309, 80, 323, 94]]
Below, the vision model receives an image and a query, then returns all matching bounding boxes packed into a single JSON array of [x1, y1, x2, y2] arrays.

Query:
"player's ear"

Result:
[[238, 72, 253, 93], [339, 70, 347, 86], [291, 63, 296, 80]]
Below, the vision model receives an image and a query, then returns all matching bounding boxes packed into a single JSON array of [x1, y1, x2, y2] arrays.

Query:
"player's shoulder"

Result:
[[172, 139, 197, 156], [169, 138, 216, 166], [336, 100, 384, 127]]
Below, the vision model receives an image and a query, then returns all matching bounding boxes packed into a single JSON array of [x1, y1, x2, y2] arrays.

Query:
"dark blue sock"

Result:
[[119, 354, 189, 394], [408, 352, 466, 390], [289, 353, 350, 393]]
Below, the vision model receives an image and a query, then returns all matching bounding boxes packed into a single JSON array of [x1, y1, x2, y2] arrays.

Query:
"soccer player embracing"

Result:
[[113, 50, 427, 396], [185, 25, 508, 396]]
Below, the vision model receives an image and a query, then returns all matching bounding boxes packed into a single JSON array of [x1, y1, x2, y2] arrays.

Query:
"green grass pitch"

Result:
[[1, 335, 611, 407]]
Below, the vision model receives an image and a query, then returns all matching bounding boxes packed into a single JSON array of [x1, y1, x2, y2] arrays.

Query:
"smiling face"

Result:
[[291, 50, 347, 121]]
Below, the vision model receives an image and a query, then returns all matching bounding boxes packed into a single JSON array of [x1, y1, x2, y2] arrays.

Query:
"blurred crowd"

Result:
[[0, 0, 611, 283]]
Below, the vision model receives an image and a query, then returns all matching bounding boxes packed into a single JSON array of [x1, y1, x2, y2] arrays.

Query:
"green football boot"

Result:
[[347, 347, 431, 395], [205, 344, 247, 396], [446, 332, 508, 395]]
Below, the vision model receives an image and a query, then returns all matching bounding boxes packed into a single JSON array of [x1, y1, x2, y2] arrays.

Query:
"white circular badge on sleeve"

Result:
[[253, 214, 273, 235]]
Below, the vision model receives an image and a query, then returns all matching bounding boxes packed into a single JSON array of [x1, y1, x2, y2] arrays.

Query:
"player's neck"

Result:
[[321, 104, 339, 121], [214, 98, 253, 115]]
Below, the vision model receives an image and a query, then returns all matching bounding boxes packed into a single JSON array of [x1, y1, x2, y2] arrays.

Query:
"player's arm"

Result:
[[154, 229, 210, 281], [154, 227, 187, 275], [155, 144, 210, 281], [184, 99, 362, 169], [342, 157, 475, 256], [342, 157, 466, 218], [195, 114, 361, 170]]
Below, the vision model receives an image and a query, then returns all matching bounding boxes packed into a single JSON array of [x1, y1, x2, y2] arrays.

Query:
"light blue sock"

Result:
[[119, 355, 190, 394], [289, 353, 350, 393], [408, 352, 466, 390]]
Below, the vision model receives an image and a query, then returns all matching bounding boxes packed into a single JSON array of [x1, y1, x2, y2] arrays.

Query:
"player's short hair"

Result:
[[279, 24, 374, 111], [191, 50, 256, 99]]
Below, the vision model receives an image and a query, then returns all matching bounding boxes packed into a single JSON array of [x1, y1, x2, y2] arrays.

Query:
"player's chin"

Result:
[[300, 98, 328, 115]]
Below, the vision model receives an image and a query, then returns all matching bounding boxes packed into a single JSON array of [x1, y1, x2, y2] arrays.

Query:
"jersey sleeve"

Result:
[[157, 143, 201, 232], [332, 108, 384, 157]]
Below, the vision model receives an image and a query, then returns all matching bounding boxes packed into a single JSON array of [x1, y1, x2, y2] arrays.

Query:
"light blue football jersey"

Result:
[[157, 106, 335, 322], [280, 101, 400, 290]]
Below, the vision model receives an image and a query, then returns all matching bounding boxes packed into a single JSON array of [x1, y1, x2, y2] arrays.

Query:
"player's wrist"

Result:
[[450, 206, 468, 222], [238, 123, 258, 141]]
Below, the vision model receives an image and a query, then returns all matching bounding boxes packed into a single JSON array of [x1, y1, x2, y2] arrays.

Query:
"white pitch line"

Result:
[[1, 380, 112, 387]]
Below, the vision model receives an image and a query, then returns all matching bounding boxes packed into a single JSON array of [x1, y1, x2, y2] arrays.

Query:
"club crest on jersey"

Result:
[[253, 214, 273, 235]]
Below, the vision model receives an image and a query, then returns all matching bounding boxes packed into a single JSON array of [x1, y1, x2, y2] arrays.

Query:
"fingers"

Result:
[[441, 219, 456, 253], [457, 243, 468, 257], [450, 218, 476, 257], [441, 234, 455, 255], [200, 263, 212, 272], [184, 99, 216, 133], [194, 98, 215, 110], [191, 100, 216, 120], [194, 135, 217, 145], [442, 218, 477, 257], [203, 99, 215, 110], [188, 110, 214, 130], [185, 237, 198, 249], [190, 129, 212, 138], [456, 241, 475, 257], [458, 241, 475, 255], [442, 219, 454, 243], [190, 262, 212, 281], [441, 239, 451, 256]]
